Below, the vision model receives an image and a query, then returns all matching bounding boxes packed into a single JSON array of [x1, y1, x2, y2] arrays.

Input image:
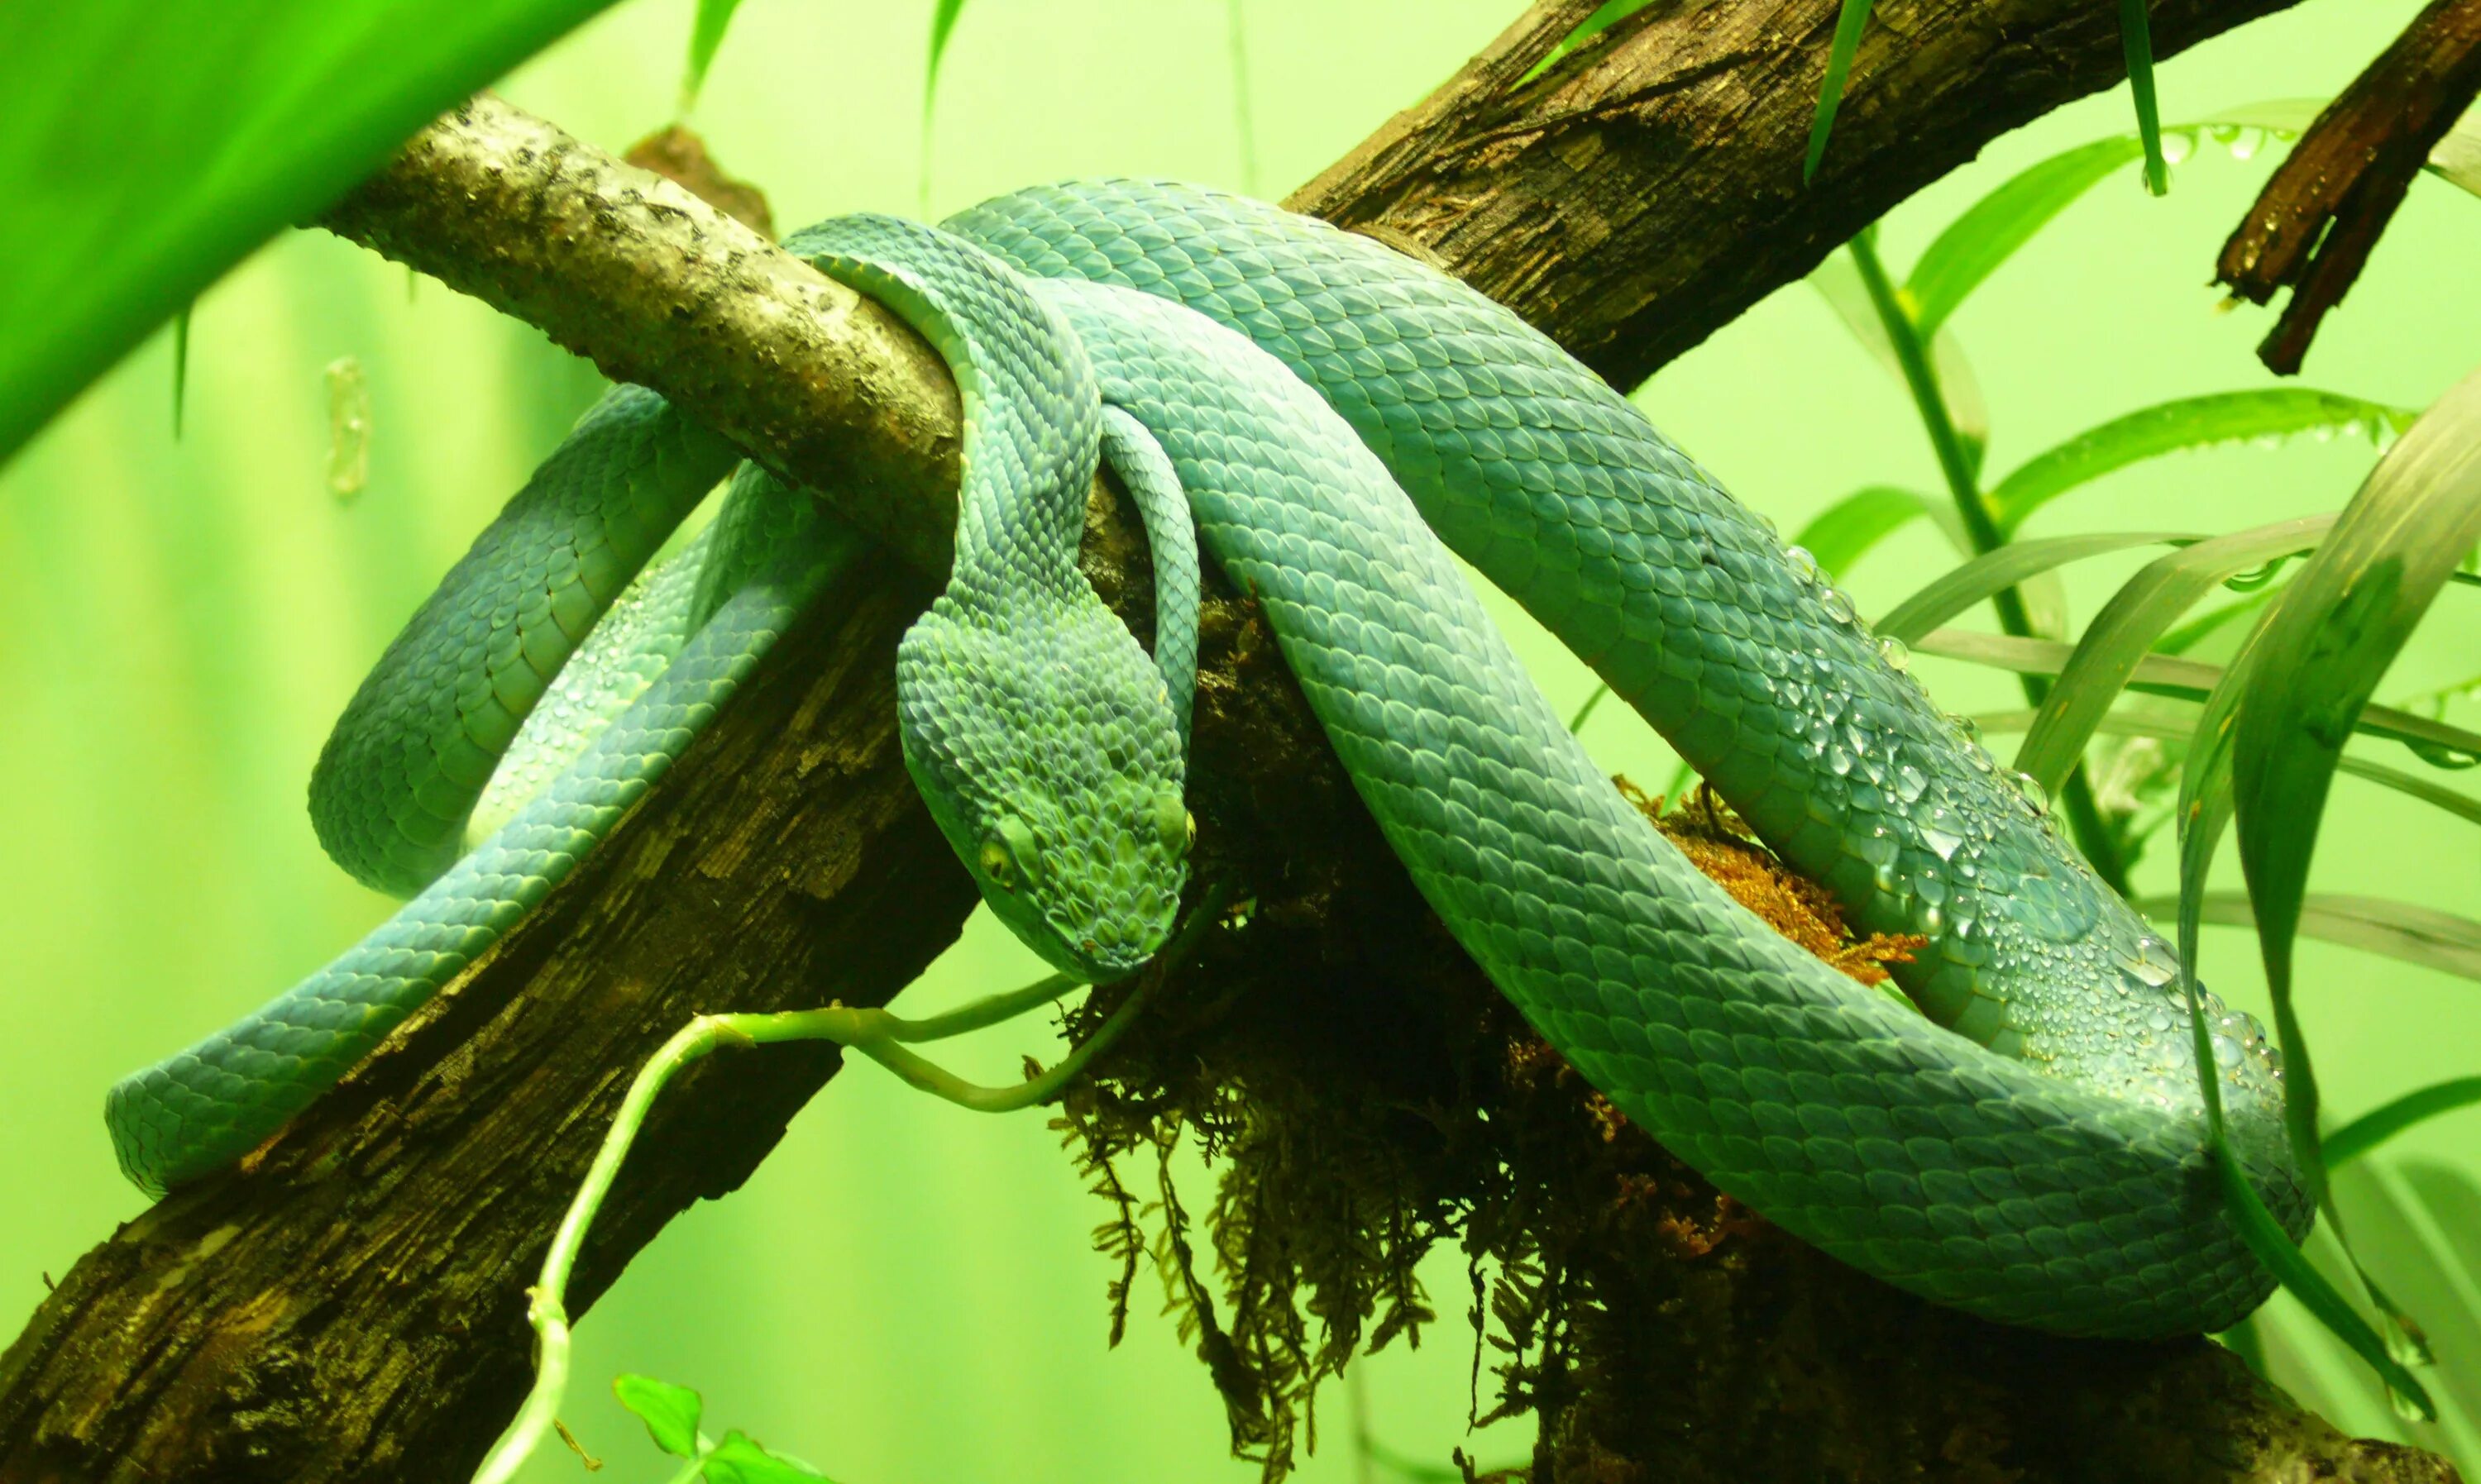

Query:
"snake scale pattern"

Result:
[[107, 179, 2304, 1339]]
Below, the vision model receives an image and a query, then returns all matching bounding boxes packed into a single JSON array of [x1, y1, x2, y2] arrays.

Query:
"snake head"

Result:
[[896, 595, 1191, 982]]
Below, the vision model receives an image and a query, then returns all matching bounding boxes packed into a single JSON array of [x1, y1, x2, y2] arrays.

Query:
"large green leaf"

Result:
[[0, 0, 624, 466], [2229, 368, 2481, 1211], [1986, 390, 2418, 536], [2012, 516, 2335, 797]]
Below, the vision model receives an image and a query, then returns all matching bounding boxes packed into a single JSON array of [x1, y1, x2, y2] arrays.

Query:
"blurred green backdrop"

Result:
[[2, 0, 2475, 1477]]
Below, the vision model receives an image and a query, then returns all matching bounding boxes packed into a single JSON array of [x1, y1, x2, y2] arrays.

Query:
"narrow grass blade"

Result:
[[2141, 891, 2481, 982], [920, 0, 972, 204], [1874, 531, 2192, 645], [1986, 390, 2418, 536], [2327, 1078, 2481, 1167], [1912, 630, 2481, 763], [2012, 516, 2335, 797], [0, 0, 624, 466], [1791, 484, 1938, 576], [2120, 0, 2166, 196], [2158, 585, 2282, 654], [678, 0, 744, 115], [2229, 369, 2481, 1218], [170, 303, 194, 441], [1803, 0, 1874, 184], [1978, 704, 2481, 828], [1518, 0, 1657, 85]]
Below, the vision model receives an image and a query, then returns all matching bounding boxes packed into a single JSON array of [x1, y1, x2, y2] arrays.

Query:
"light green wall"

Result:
[[2, 0, 2472, 1477]]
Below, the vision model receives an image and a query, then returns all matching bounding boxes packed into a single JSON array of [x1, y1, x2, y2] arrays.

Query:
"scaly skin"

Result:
[[944, 179, 2305, 1338], [109, 183, 2300, 1340]]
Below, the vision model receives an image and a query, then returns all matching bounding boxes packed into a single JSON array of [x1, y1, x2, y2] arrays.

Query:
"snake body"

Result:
[[108, 181, 2303, 1338]]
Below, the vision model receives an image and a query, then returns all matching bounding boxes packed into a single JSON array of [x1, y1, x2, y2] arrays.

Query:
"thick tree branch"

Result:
[[2214, 0, 2481, 374], [4, 2, 2457, 1481]]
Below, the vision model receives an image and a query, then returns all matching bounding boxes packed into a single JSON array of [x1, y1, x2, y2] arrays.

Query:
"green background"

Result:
[[2, 0, 2474, 1477]]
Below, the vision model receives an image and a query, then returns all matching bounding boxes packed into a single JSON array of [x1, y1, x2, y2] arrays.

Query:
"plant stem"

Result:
[[1844, 229, 2134, 896], [468, 884, 1229, 1484]]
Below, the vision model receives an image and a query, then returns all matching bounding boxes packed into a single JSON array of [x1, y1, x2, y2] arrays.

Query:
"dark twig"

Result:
[[2215, 0, 2481, 375]]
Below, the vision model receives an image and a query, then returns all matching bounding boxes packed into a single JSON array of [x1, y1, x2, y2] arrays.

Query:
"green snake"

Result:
[[108, 180, 2305, 1340]]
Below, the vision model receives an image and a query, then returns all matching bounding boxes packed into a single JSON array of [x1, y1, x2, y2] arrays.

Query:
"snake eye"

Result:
[[983, 814, 1044, 891]]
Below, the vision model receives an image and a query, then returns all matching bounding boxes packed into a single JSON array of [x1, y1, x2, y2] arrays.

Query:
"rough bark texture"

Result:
[[2, 2, 2459, 1482], [2213, 0, 2481, 374]]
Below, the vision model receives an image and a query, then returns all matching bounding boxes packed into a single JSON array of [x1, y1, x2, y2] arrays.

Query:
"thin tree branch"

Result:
[[2215, 0, 2481, 375], [4, 2, 2455, 1481]]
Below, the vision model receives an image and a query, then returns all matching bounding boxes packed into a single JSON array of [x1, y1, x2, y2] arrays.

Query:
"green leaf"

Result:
[[1518, 0, 1656, 85], [1985, 390, 2419, 536], [614, 1373, 704, 1458], [1910, 630, 2481, 764], [1976, 704, 2481, 828], [171, 303, 194, 441], [1791, 484, 1940, 577], [0, 0, 624, 467], [702, 1429, 837, 1484], [1802, 0, 1874, 184], [2167, 618, 2435, 1420], [1874, 531, 2193, 646], [2229, 368, 2481, 1210], [1809, 255, 1990, 474], [2119, 0, 2166, 196], [2326, 1077, 2481, 1167], [925, 0, 970, 108], [2012, 516, 2335, 798], [2141, 891, 2481, 982], [679, 0, 745, 115]]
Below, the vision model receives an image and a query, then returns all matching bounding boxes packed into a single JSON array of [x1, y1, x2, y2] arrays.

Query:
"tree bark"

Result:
[[2, 1, 2457, 1482]]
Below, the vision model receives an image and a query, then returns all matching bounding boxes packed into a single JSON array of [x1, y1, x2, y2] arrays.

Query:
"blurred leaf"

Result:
[[171, 303, 194, 441], [0, 0, 623, 466], [1977, 704, 2481, 827], [2120, 0, 2166, 196], [614, 1373, 704, 1458], [1518, 0, 1656, 84], [2143, 891, 2481, 982], [680, 0, 744, 115], [1809, 255, 1990, 474], [1903, 99, 2481, 336], [1875, 530, 2192, 645], [2157, 585, 2282, 655], [2223, 367, 2481, 1232], [1569, 683, 1609, 734], [1911, 629, 2481, 763], [2327, 1078, 2481, 1167], [1986, 390, 2418, 536], [1802, 0, 1873, 184], [704, 1430, 837, 1484], [926, 0, 970, 108], [1793, 484, 1941, 577], [2013, 516, 2334, 796]]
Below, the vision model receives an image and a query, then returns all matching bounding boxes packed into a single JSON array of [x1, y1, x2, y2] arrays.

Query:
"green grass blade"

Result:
[[2327, 1078, 2481, 1167], [1904, 137, 2145, 336], [2142, 891, 2481, 982], [1802, 0, 1875, 184], [2229, 370, 2481, 1215], [1790, 484, 1939, 577], [2120, 0, 2166, 197], [0, 0, 624, 468], [170, 303, 194, 441], [1874, 531, 2193, 645], [1912, 630, 2481, 764], [1518, 0, 1657, 85], [926, 0, 970, 102], [678, 0, 744, 116], [1986, 390, 2420, 536], [2158, 585, 2282, 654], [1978, 704, 2481, 828], [2012, 516, 2335, 797]]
